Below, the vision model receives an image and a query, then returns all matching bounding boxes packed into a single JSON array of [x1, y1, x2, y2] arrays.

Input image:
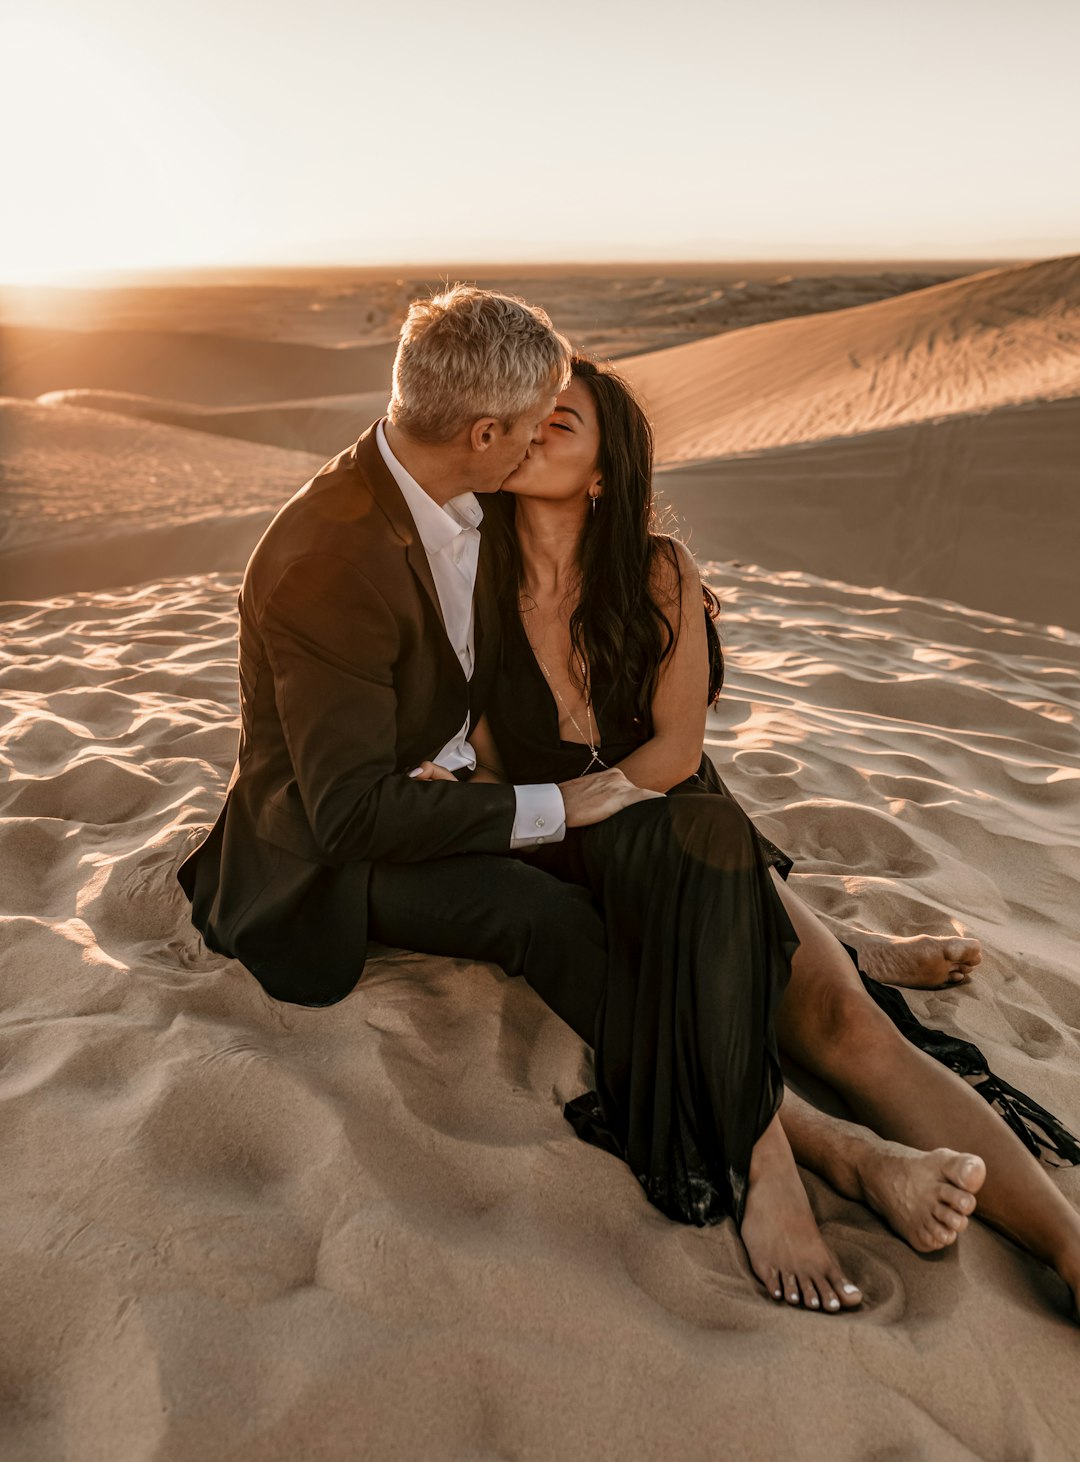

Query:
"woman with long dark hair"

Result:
[[415, 358, 1080, 1318]]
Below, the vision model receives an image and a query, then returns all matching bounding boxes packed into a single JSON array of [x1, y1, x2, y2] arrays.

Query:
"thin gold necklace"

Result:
[[520, 608, 608, 773]]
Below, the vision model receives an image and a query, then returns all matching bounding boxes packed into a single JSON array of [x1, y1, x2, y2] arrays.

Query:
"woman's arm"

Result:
[[410, 713, 508, 784], [613, 540, 712, 794], [467, 712, 509, 784]]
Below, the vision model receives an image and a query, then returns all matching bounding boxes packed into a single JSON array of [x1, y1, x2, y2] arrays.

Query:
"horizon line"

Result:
[[1, 251, 1054, 291]]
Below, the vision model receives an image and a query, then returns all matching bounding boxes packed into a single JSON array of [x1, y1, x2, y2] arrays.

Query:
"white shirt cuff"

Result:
[[510, 783, 566, 849]]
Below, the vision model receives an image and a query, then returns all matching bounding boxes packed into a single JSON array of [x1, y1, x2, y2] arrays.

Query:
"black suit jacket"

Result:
[[177, 421, 517, 1005]]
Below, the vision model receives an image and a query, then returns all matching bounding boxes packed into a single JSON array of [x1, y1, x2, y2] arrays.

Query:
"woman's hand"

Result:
[[408, 760, 458, 782]]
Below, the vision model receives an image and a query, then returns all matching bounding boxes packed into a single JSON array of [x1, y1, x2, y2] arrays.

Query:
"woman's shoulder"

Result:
[[648, 534, 702, 605]]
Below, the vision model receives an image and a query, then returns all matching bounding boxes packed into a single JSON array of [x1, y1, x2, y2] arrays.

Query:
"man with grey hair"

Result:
[[179, 286, 651, 1036]]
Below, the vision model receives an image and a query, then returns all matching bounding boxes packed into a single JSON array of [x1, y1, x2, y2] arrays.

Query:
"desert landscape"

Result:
[[2, 260, 1079, 1459]]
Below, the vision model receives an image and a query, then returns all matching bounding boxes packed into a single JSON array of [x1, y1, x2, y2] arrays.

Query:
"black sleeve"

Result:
[[262, 552, 517, 864]]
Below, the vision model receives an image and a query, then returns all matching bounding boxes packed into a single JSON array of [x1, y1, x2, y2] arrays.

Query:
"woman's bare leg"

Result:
[[769, 870, 1080, 1315], [779, 1089, 986, 1251], [739, 1110, 863, 1312]]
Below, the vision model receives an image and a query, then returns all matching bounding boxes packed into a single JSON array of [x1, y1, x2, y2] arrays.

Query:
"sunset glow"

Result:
[[3, 0, 1078, 283]]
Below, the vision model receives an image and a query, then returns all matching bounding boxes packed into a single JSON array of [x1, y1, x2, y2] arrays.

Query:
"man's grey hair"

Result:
[[387, 286, 572, 443]]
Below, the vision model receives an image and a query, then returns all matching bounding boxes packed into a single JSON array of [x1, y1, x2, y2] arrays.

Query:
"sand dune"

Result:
[[658, 394, 1080, 632], [0, 326, 397, 407], [35, 387, 390, 457], [0, 398, 322, 596], [624, 255, 1080, 464], [1, 564, 1077, 1459]]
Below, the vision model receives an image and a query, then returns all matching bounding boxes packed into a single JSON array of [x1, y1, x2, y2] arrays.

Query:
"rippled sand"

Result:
[[1, 566, 1078, 1458]]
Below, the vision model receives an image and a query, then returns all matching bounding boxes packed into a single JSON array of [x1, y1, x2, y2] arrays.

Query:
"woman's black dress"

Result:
[[487, 610, 1080, 1230]]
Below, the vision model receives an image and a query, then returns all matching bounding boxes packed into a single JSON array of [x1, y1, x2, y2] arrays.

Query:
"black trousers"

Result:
[[367, 851, 608, 1046], [367, 797, 796, 1228]]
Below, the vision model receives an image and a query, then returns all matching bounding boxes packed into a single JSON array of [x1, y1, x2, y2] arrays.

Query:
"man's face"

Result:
[[472, 391, 558, 493]]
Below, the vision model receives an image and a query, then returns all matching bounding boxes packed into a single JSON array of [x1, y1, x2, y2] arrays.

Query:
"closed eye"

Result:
[[550, 422, 573, 432]]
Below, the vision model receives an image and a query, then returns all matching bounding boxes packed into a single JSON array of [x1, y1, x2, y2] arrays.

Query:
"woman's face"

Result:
[[499, 376, 602, 504]]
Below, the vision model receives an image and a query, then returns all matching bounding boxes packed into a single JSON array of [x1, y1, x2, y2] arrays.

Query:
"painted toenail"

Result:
[[843, 1283, 859, 1294], [828, 1299, 840, 1310]]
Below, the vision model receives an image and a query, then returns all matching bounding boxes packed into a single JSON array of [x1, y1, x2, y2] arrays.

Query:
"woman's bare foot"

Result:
[[856, 932, 982, 989], [854, 1141, 986, 1251], [740, 1114, 863, 1313], [859, 1140, 1080, 1321]]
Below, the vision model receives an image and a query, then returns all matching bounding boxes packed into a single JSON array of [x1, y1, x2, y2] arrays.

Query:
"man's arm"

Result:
[[262, 552, 519, 865], [410, 721, 661, 835]]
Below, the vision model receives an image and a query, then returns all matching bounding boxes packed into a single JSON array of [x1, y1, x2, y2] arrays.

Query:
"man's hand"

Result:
[[408, 761, 458, 782], [558, 768, 663, 827]]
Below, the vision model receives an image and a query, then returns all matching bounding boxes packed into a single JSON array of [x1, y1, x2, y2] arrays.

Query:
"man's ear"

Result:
[[469, 418, 500, 453]]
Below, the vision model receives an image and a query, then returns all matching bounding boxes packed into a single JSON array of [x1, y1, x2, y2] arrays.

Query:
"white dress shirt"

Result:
[[376, 420, 565, 849]]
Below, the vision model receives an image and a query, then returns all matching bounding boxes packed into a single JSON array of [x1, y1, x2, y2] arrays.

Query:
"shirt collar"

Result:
[[376, 419, 482, 554]]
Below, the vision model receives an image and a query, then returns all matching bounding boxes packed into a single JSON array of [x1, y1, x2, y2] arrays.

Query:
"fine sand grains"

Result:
[[1, 567, 1078, 1461]]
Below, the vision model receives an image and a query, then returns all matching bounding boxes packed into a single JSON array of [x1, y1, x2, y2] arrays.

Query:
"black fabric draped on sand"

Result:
[[487, 610, 1080, 1231]]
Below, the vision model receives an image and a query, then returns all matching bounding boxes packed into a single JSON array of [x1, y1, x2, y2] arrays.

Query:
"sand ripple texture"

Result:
[[623, 255, 1080, 464], [1, 565, 1078, 1461]]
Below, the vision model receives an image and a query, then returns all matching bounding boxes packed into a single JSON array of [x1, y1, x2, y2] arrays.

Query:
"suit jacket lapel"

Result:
[[352, 422, 447, 637], [474, 521, 498, 670]]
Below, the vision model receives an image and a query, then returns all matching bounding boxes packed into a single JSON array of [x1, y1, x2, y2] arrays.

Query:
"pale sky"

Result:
[[3, 0, 1078, 282]]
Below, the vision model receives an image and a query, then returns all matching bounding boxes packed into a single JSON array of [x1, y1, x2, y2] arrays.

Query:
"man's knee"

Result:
[[486, 860, 602, 959]]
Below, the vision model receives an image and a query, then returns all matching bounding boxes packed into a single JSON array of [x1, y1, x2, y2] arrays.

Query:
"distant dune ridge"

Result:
[[1, 256, 1076, 626], [0, 263, 967, 351], [621, 255, 1080, 462], [34, 387, 391, 458], [2, 262, 1080, 1458], [0, 327, 397, 406]]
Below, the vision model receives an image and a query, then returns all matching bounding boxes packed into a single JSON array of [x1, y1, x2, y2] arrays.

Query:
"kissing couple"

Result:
[[179, 286, 1080, 1319]]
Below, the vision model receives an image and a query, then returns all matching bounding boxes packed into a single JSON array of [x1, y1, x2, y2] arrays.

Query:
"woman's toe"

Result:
[[800, 1277, 821, 1310], [829, 1270, 863, 1309], [940, 1184, 976, 1217], [940, 1154, 986, 1196], [919, 1221, 952, 1251], [783, 1272, 800, 1305], [817, 1278, 842, 1313], [934, 1201, 968, 1232]]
